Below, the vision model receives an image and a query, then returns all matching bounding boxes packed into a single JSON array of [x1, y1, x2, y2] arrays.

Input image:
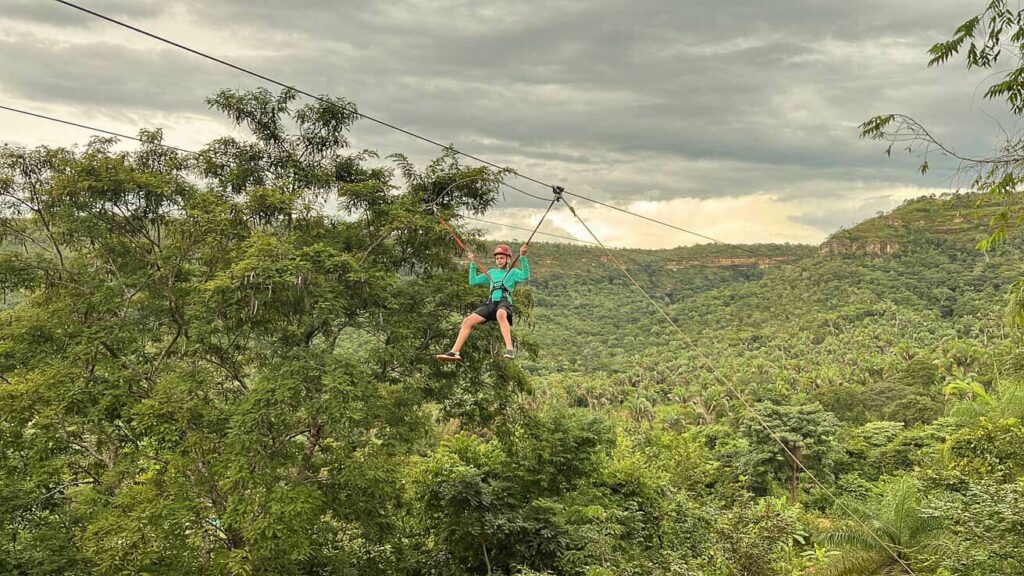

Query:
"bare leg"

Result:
[[496, 309, 513, 350], [452, 314, 486, 353]]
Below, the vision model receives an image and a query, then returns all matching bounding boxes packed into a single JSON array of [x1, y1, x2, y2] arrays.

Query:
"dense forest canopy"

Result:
[[3, 4, 1024, 576]]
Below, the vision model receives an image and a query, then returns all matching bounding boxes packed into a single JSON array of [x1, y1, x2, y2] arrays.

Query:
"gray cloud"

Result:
[[0, 37, 238, 113], [0, 0, 1011, 240], [2, 0, 166, 27]]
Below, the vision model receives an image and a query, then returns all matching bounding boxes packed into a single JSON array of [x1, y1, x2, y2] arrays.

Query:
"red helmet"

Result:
[[493, 244, 512, 258]]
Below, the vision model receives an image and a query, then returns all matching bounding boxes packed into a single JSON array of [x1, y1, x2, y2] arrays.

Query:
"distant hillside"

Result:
[[496, 193, 1024, 378], [820, 192, 1004, 255], [462, 239, 817, 276]]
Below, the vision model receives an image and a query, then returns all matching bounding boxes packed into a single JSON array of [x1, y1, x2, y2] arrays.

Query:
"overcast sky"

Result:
[[0, 0, 1011, 248]]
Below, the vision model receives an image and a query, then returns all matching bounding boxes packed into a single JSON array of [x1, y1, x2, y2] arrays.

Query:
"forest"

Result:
[[1, 88, 1022, 576], [3, 3, 1024, 575]]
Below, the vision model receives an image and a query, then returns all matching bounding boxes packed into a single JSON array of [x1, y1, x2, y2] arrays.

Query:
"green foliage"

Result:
[[946, 417, 1024, 482], [930, 480, 1024, 575], [4, 71, 1024, 574], [739, 403, 840, 503], [861, 1, 1024, 292], [6, 170, 1024, 573], [0, 88, 519, 575], [716, 497, 805, 576], [852, 27, 1024, 573], [837, 422, 910, 482], [814, 476, 942, 576], [412, 407, 718, 576]]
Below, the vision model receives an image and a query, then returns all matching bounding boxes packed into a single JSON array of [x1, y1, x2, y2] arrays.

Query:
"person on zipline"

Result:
[[436, 243, 530, 362]]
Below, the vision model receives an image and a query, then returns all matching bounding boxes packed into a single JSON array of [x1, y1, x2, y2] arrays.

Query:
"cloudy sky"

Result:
[[0, 0, 1011, 248]]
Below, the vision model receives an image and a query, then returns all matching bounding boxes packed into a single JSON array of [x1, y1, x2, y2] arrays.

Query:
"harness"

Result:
[[486, 270, 514, 304]]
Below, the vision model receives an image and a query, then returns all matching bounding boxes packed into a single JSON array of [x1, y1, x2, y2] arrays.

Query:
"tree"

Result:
[[717, 497, 805, 576], [412, 406, 615, 576], [813, 476, 942, 576], [837, 421, 909, 482], [0, 87, 516, 575], [931, 480, 1024, 576], [946, 417, 1024, 483], [740, 402, 840, 503], [859, 1, 1024, 325]]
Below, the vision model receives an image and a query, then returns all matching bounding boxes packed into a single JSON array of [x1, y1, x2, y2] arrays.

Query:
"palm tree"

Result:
[[811, 477, 943, 576], [625, 396, 655, 426]]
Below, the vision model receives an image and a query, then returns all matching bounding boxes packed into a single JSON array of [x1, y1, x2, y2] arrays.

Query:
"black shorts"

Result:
[[473, 300, 513, 326]]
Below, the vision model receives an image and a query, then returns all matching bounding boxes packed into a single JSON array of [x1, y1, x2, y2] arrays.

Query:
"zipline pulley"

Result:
[[551, 185, 565, 203]]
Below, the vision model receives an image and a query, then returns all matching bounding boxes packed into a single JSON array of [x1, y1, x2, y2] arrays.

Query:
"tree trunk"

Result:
[[481, 539, 492, 576], [788, 446, 801, 503]]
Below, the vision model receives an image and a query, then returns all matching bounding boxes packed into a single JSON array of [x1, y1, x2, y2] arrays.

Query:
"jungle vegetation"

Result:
[[3, 3, 1024, 574]]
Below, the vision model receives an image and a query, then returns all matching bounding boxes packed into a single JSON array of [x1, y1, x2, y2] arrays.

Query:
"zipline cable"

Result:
[[0, 104, 196, 155], [513, 186, 814, 273], [0, 103, 527, 278], [462, 215, 711, 261], [51, 0, 807, 268], [556, 195, 917, 576], [50, 0, 549, 208], [504, 192, 559, 273], [3, 101, 909, 569], [0, 101, 568, 280], [559, 189, 804, 267], [463, 215, 587, 245], [0, 103, 806, 275], [427, 175, 554, 282], [52, 0, 553, 190], [434, 195, 559, 284], [465, 214, 802, 269], [502, 183, 553, 202]]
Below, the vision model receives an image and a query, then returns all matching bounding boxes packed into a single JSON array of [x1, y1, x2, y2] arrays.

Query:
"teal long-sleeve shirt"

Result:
[[469, 257, 530, 304]]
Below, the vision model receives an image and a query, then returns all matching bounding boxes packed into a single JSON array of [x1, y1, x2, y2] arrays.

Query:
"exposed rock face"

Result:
[[868, 240, 900, 255], [594, 255, 789, 269], [462, 253, 796, 270], [819, 239, 900, 256], [663, 257, 789, 269]]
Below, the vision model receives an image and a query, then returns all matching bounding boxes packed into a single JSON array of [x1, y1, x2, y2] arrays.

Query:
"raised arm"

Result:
[[517, 255, 530, 282], [514, 245, 530, 281], [468, 254, 490, 286]]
